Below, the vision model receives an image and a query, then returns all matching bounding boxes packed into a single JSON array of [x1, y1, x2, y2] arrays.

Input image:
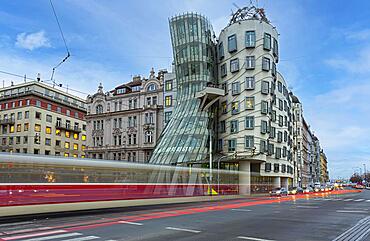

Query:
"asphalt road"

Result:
[[1, 189, 370, 241]]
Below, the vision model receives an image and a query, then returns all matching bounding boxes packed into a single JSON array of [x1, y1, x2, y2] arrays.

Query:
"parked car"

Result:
[[288, 187, 303, 195], [270, 187, 288, 196]]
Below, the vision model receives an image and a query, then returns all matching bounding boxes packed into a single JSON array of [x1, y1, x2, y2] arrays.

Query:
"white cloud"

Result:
[[15, 30, 51, 51], [325, 46, 370, 74], [345, 29, 370, 41]]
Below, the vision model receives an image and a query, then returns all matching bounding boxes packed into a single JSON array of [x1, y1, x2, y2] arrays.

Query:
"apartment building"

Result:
[[85, 69, 165, 162], [0, 81, 87, 157], [163, 70, 176, 127]]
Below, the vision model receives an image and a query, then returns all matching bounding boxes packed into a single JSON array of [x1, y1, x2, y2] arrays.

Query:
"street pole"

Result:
[[364, 164, 367, 182], [209, 128, 213, 196]]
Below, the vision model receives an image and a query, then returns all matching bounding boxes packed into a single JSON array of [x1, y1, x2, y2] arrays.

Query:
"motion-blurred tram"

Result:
[[0, 153, 240, 211]]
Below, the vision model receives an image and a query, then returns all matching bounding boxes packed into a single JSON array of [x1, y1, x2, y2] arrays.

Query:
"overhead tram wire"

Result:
[[49, 0, 71, 83]]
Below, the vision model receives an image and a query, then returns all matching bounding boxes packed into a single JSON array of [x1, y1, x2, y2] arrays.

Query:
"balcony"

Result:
[[196, 86, 225, 111], [0, 118, 15, 125], [55, 122, 82, 132]]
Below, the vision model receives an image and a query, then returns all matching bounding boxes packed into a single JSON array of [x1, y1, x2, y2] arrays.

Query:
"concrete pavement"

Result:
[[1, 190, 369, 241]]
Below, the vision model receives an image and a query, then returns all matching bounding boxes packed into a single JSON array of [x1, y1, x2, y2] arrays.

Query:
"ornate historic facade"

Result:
[[85, 69, 165, 162]]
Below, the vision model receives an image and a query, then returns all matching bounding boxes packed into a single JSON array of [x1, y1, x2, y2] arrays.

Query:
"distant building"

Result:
[[320, 150, 329, 182], [85, 68, 165, 162], [0, 81, 87, 157], [163, 69, 176, 127]]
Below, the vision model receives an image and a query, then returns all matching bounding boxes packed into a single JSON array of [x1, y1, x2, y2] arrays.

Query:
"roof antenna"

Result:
[[49, 0, 71, 84]]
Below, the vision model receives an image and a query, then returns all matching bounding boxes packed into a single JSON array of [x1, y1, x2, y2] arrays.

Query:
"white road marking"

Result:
[[343, 199, 353, 202], [0, 222, 34, 228], [22, 233, 82, 241], [231, 209, 252, 212], [296, 206, 319, 209], [165, 227, 201, 233], [354, 199, 365, 202], [336, 210, 368, 213], [118, 221, 143, 226], [61, 236, 99, 241], [237, 236, 276, 241], [5, 227, 53, 235], [3, 230, 68, 241]]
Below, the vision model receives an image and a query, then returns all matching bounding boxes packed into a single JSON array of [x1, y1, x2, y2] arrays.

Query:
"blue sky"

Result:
[[1, 0, 370, 179]]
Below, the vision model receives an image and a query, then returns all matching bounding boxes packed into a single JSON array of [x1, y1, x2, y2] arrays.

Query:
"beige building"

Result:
[[0, 81, 87, 157], [85, 68, 165, 162], [320, 150, 329, 182]]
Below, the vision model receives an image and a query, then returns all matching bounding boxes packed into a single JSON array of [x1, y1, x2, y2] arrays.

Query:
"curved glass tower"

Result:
[[150, 13, 216, 165]]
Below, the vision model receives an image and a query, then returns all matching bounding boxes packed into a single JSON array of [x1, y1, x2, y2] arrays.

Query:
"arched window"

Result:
[[147, 83, 157, 92], [145, 131, 153, 143], [96, 104, 103, 114]]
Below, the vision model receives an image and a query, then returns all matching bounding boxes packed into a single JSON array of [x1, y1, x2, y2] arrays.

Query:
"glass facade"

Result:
[[150, 13, 216, 165]]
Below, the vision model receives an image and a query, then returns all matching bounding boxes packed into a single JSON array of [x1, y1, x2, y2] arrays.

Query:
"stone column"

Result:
[[281, 177, 288, 189], [239, 161, 251, 195], [273, 176, 281, 188]]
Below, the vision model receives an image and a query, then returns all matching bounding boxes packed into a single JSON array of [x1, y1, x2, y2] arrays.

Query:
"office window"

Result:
[[57, 106, 61, 113], [262, 57, 270, 71], [283, 146, 287, 157], [279, 115, 283, 126], [220, 121, 226, 133], [278, 131, 283, 143], [279, 99, 283, 111], [245, 31, 256, 48], [260, 140, 267, 153], [245, 136, 254, 149], [232, 81, 241, 95], [261, 81, 269, 95], [65, 142, 70, 149], [46, 126, 52, 134], [230, 58, 239, 73], [269, 144, 275, 156], [245, 77, 255, 90], [265, 163, 271, 172], [34, 136, 40, 144], [47, 104, 52, 111], [165, 96, 172, 107], [73, 133, 79, 140], [25, 111, 29, 119], [165, 80, 173, 91], [278, 81, 283, 93], [10, 125, 14, 133], [245, 56, 255, 69], [66, 109, 70, 116], [65, 131, 70, 138], [228, 34, 237, 53], [245, 116, 254, 129], [272, 62, 276, 76], [231, 101, 239, 114], [164, 111, 172, 123], [218, 42, 224, 60], [17, 124, 21, 132], [273, 37, 279, 58], [73, 143, 78, 150], [228, 139, 236, 152], [269, 126, 276, 139], [96, 105, 103, 114], [35, 112, 41, 119], [24, 123, 29, 131], [35, 124, 41, 132], [46, 114, 52, 123], [144, 131, 153, 143], [275, 147, 282, 159], [261, 101, 269, 114], [56, 129, 61, 136], [17, 112, 22, 120], [261, 120, 268, 134], [245, 97, 255, 110], [220, 63, 227, 77], [45, 138, 51, 146], [264, 33, 271, 50], [222, 82, 228, 95], [36, 100, 41, 107], [18, 100, 22, 107], [221, 101, 227, 114], [230, 120, 239, 133]]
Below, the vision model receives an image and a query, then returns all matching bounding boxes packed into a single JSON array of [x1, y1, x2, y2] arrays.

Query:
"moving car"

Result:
[[288, 187, 303, 195], [303, 187, 313, 194], [270, 187, 288, 196]]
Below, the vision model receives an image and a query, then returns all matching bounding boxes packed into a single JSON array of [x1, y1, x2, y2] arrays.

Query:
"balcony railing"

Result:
[[55, 122, 82, 132], [0, 118, 15, 125]]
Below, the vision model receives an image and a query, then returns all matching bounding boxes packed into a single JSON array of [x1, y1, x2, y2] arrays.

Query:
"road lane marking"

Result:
[[165, 227, 201, 233], [354, 199, 365, 202], [231, 209, 252, 212], [332, 216, 370, 241], [2, 230, 68, 240], [22, 233, 82, 241], [336, 210, 368, 213], [0, 222, 34, 228], [62, 236, 99, 241], [296, 206, 319, 209], [343, 199, 353, 201], [118, 221, 143, 226], [4, 227, 53, 235], [237, 236, 276, 241]]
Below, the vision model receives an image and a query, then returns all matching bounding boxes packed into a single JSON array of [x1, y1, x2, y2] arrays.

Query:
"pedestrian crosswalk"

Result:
[[0, 222, 115, 241]]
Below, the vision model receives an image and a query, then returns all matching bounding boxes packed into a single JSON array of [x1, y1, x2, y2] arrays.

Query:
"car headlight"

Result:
[[276, 191, 281, 194]]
